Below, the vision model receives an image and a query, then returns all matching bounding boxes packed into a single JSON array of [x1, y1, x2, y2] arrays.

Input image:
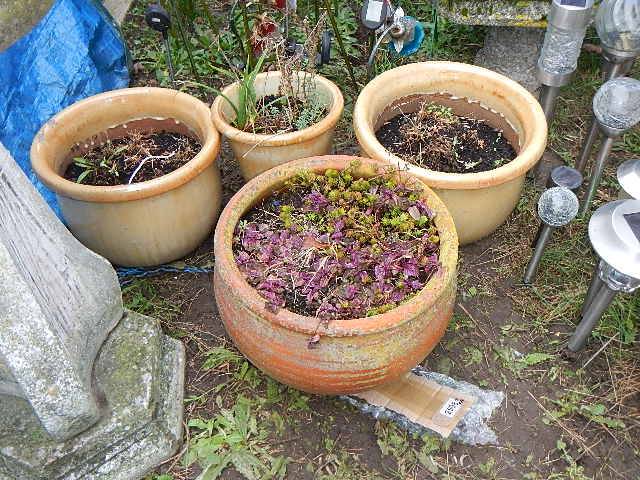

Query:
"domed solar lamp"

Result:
[[617, 159, 640, 200], [568, 199, 640, 351], [547, 165, 584, 191], [580, 77, 640, 216], [524, 187, 580, 284], [575, 0, 640, 174]]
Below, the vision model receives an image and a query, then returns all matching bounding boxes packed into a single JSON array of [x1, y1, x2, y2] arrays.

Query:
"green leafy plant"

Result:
[[183, 397, 288, 480], [72, 144, 126, 184]]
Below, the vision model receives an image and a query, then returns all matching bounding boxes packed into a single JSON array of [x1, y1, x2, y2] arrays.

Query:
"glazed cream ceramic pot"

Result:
[[353, 62, 548, 245], [211, 71, 344, 180], [32, 87, 222, 267]]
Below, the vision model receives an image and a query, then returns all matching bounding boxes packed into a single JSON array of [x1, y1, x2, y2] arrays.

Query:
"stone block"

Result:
[[0, 311, 185, 480], [436, 0, 549, 27]]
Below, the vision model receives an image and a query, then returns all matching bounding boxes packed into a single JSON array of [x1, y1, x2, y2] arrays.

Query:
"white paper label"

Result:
[[439, 398, 465, 418], [365, 1, 384, 22]]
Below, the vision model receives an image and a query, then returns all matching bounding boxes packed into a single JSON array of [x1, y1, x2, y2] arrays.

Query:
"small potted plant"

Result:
[[31, 87, 222, 267], [211, 30, 344, 181], [353, 62, 548, 245], [213, 155, 458, 395]]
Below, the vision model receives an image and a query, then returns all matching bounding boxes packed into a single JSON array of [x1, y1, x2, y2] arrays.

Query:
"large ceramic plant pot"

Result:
[[32, 87, 222, 267], [211, 71, 344, 180], [214, 155, 458, 395], [353, 61, 547, 245]]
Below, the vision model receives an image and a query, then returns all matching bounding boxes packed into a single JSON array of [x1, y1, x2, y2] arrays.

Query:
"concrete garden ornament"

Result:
[[0, 144, 184, 479]]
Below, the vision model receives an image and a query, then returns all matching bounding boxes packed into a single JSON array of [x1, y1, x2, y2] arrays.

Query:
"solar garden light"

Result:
[[145, 4, 175, 83], [575, 0, 640, 174], [568, 199, 640, 351], [579, 77, 640, 216], [523, 187, 580, 284], [537, 0, 595, 126], [547, 165, 584, 191], [617, 159, 640, 200]]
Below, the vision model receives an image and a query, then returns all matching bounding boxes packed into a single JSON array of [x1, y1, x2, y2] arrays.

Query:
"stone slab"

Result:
[[474, 26, 545, 92], [0, 0, 54, 50], [436, 0, 550, 27], [102, 0, 133, 24], [0, 310, 185, 480]]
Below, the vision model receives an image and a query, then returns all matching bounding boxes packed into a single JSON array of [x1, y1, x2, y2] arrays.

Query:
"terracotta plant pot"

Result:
[[353, 61, 548, 245], [32, 87, 222, 267], [211, 71, 344, 180], [213, 155, 458, 395]]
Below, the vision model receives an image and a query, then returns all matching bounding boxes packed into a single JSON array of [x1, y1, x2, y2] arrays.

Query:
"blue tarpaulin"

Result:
[[0, 0, 130, 213]]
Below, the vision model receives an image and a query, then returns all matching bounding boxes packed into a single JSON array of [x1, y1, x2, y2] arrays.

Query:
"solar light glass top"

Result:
[[593, 77, 640, 132], [596, 0, 640, 57]]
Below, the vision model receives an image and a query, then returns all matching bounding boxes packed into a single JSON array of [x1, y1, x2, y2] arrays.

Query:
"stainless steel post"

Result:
[[575, 61, 627, 174], [523, 225, 554, 284], [580, 136, 615, 216], [568, 286, 617, 351], [580, 264, 605, 316], [538, 85, 561, 126]]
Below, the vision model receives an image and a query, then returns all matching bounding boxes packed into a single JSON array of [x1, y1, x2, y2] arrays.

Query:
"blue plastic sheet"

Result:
[[0, 0, 129, 214]]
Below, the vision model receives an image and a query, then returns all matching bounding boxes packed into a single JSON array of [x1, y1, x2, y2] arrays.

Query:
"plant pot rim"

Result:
[[213, 154, 458, 337], [210, 70, 344, 147], [353, 61, 548, 190], [31, 87, 220, 203]]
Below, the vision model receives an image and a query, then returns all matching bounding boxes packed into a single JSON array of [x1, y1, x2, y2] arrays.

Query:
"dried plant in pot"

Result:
[[210, 30, 344, 181], [31, 87, 222, 267], [213, 155, 458, 395], [354, 61, 548, 245]]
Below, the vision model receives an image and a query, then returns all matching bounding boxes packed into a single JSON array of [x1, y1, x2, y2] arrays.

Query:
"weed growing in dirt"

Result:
[[184, 396, 288, 480]]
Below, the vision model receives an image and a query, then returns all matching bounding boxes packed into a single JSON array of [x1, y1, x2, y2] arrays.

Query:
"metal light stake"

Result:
[[568, 199, 640, 351], [524, 187, 580, 284], [575, 0, 640, 174], [580, 77, 640, 216], [536, 0, 595, 126], [145, 4, 175, 83]]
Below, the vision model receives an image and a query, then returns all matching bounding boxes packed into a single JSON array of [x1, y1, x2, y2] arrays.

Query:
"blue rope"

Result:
[[117, 264, 213, 286]]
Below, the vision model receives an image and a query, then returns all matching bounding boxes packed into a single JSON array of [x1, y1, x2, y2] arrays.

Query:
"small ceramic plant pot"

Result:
[[32, 87, 222, 267], [211, 71, 344, 180], [213, 155, 458, 395], [353, 61, 548, 245]]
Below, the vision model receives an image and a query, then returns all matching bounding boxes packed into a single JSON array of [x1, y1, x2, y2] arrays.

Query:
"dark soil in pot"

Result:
[[376, 97, 517, 174], [248, 94, 328, 135], [232, 164, 441, 321], [64, 129, 201, 186]]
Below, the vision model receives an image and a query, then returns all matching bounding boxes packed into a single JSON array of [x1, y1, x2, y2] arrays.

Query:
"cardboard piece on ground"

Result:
[[354, 371, 476, 438]]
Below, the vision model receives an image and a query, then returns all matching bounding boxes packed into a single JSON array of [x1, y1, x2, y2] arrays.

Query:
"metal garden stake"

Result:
[[145, 4, 175, 83], [575, 0, 640, 174], [537, 0, 595, 125], [580, 77, 640, 216], [568, 199, 640, 351], [523, 187, 580, 284]]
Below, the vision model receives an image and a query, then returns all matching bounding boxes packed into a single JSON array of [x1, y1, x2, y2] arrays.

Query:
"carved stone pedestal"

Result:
[[0, 143, 185, 479], [0, 311, 184, 480]]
